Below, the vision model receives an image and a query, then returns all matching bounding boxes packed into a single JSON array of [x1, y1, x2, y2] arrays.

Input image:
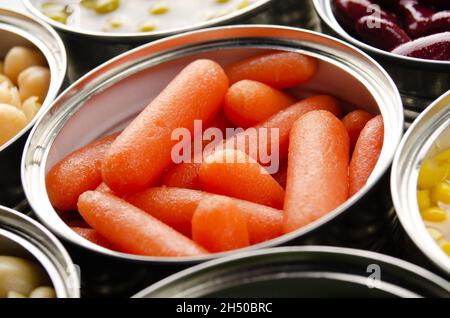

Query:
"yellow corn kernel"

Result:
[[435, 148, 450, 163], [95, 0, 120, 14], [139, 22, 157, 32], [417, 189, 431, 212], [440, 241, 450, 257], [422, 206, 448, 223], [150, 2, 170, 15], [427, 227, 443, 241], [237, 0, 251, 9], [430, 181, 450, 204], [418, 159, 448, 189]]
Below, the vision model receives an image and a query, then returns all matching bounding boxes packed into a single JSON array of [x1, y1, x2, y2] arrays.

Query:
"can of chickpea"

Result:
[[0, 205, 79, 298], [391, 91, 450, 278], [313, 0, 450, 111], [0, 8, 66, 208]]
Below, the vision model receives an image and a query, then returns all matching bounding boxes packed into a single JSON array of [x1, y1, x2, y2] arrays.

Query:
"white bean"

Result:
[[29, 286, 56, 298], [0, 256, 48, 298], [17, 66, 50, 103], [4, 46, 46, 84], [7, 291, 27, 298], [0, 104, 27, 146]]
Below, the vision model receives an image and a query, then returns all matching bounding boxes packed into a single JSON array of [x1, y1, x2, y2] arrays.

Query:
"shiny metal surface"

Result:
[[22, 26, 403, 266], [0, 205, 80, 298], [391, 91, 450, 277], [312, 0, 450, 108], [134, 247, 450, 298], [24, 0, 273, 41], [0, 8, 66, 208]]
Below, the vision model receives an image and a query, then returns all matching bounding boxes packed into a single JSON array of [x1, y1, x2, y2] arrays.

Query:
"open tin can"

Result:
[[391, 90, 450, 278], [312, 0, 450, 111], [23, 0, 273, 81], [22, 25, 403, 296], [134, 247, 450, 298], [0, 205, 80, 298], [0, 7, 66, 208]]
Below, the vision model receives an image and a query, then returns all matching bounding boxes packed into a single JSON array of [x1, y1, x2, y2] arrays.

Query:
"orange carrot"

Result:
[[226, 52, 318, 89], [272, 162, 288, 189], [224, 80, 296, 128], [71, 227, 115, 250], [199, 149, 285, 209], [77, 191, 209, 256], [162, 163, 202, 190], [46, 133, 118, 211], [95, 182, 116, 195], [102, 60, 228, 195], [284, 110, 350, 233], [192, 196, 250, 253], [125, 187, 283, 243], [342, 110, 373, 151], [349, 115, 384, 196]]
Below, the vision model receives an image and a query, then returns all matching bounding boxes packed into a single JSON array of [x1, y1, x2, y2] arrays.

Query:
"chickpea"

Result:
[[29, 286, 56, 298], [17, 66, 51, 103], [0, 82, 21, 109], [0, 75, 12, 87], [7, 291, 27, 298], [4, 47, 46, 84], [0, 256, 48, 297], [22, 96, 42, 123]]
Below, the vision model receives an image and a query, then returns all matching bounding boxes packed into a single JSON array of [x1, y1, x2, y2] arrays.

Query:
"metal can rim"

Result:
[[132, 246, 450, 298], [22, 25, 404, 264]]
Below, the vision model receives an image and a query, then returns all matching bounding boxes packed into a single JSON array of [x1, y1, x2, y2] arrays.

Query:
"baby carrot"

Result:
[[71, 227, 115, 250], [46, 133, 118, 211], [169, 95, 341, 188], [199, 149, 285, 209], [102, 59, 228, 195], [342, 110, 373, 151], [284, 110, 350, 233], [162, 163, 202, 190], [224, 80, 296, 128], [125, 187, 283, 243], [95, 182, 116, 195], [192, 196, 250, 253], [349, 115, 384, 196], [78, 191, 209, 257], [226, 52, 318, 89], [224, 95, 342, 161]]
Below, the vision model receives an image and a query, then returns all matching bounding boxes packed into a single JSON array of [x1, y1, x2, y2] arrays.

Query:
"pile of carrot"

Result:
[[46, 52, 384, 257]]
